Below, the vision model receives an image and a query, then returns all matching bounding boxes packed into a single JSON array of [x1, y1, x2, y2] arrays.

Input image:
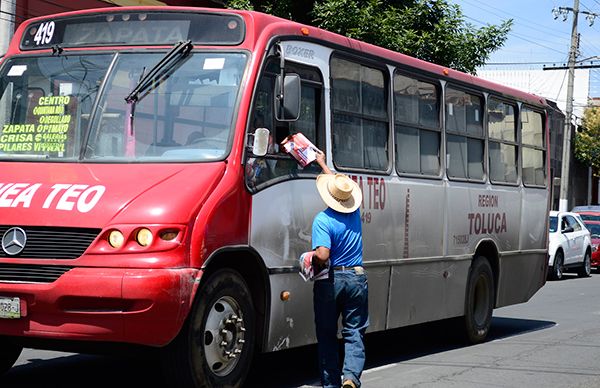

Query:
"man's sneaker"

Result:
[[342, 380, 357, 388]]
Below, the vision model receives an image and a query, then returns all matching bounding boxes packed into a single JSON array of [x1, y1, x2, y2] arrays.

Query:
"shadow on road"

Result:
[[2, 316, 555, 388]]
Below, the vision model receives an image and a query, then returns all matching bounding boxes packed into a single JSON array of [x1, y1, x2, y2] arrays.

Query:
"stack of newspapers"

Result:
[[298, 251, 329, 281]]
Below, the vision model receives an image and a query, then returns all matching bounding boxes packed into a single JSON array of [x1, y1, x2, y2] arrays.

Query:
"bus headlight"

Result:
[[136, 228, 153, 247], [108, 230, 124, 248]]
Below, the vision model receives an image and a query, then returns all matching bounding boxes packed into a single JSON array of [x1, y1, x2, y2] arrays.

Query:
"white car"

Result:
[[548, 211, 592, 280]]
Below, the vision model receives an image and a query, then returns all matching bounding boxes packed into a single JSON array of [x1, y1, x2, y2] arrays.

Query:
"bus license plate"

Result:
[[0, 297, 20, 319]]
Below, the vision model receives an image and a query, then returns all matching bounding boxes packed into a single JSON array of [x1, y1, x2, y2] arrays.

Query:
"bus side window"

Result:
[[445, 87, 484, 181], [393, 72, 441, 176], [331, 56, 389, 172], [488, 97, 518, 184], [521, 107, 546, 186]]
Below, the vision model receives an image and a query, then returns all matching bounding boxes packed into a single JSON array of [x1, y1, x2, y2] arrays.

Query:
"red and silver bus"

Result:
[[0, 6, 549, 387]]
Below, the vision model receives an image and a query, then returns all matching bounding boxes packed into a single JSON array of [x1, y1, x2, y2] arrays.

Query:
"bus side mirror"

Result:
[[275, 73, 300, 121], [252, 127, 270, 156]]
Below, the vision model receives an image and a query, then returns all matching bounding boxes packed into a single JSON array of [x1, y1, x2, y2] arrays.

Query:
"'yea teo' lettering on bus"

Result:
[[348, 175, 386, 224], [0, 183, 105, 213]]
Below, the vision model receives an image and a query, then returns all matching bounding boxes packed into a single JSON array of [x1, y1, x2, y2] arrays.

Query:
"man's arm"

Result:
[[313, 150, 331, 265], [315, 149, 333, 175]]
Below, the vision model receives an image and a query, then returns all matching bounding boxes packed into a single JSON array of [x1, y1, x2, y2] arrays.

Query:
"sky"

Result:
[[448, 0, 600, 97]]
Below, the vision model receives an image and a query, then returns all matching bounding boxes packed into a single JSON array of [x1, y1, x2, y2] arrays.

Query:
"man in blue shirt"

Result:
[[311, 151, 368, 388]]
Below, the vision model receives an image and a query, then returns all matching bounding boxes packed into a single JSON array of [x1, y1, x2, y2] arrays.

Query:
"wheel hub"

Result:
[[203, 296, 246, 376]]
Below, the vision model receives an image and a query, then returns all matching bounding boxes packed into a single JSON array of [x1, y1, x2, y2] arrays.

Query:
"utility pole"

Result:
[[551, 1, 577, 211], [560, 0, 578, 212], [549, 1, 600, 211]]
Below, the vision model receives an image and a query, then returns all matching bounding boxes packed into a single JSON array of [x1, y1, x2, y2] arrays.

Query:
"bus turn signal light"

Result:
[[159, 230, 179, 241]]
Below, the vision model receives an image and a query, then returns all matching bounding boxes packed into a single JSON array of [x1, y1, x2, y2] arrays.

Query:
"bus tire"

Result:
[[463, 256, 494, 344], [162, 269, 255, 388], [0, 337, 22, 375]]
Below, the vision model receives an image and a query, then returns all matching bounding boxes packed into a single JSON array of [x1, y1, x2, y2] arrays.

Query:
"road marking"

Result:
[[363, 363, 398, 374]]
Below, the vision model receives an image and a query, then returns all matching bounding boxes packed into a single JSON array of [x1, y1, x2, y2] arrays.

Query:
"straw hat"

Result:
[[316, 173, 362, 213]]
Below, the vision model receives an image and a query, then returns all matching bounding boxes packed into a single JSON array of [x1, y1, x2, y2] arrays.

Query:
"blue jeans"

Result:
[[313, 270, 369, 388]]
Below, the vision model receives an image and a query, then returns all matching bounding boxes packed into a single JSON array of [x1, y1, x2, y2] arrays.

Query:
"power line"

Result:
[[486, 61, 570, 65], [459, 0, 572, 39], [464, 15, 569, 55]]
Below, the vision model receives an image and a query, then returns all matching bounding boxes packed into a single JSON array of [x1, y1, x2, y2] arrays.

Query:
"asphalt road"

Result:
[[4, 272, 600, 388]]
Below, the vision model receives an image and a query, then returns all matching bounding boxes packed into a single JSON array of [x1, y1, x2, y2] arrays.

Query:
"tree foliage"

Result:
[[226, 0, 512, 74], [574, 106, 600, 175]]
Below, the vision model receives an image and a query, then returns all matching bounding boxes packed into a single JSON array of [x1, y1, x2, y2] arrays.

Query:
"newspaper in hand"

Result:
[[299, 251, 329, 281], [281, 133, 318, 167]]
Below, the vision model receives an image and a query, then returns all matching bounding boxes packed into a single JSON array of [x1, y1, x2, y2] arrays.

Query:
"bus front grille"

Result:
[[0, 226, 101, 259], [0, 263, 73, 283]]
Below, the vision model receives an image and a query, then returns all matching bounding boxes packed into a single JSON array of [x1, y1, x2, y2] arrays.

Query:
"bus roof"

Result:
[[10, 6, 547, 108]]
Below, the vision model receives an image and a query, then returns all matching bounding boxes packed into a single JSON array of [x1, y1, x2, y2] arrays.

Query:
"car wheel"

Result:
[[161, 269, 255, 388], [578, 250, 592, 277], [0, 337, 22, 375], [463, 256, 495, 344], [551, 251, 564, 280]]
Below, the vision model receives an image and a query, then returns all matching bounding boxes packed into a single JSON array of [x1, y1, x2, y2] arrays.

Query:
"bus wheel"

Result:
[[0, 338, 22, 375], [162, 269, 255, 388], [463, 256, 494, 344]]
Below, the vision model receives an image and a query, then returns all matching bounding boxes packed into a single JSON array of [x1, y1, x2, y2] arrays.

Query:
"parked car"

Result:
[[572, 205, 600, 212], [548, 211, 592, 280], [582, 220, 600, 271], [572, 205, 600, 222]]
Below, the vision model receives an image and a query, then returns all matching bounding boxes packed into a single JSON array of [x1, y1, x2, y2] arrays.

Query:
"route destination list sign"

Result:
[[0, 95, 74, 156]]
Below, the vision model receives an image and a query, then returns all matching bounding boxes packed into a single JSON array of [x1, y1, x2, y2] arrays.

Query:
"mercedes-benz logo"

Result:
[[2, 227, 27, 256]]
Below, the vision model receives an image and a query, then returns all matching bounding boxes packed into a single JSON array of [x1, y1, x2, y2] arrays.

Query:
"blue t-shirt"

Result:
[[312, 207, 363, 267]]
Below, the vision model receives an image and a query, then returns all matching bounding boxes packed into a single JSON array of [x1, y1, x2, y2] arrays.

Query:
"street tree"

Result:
[[574, 106, 600, 176], [226, 0, 512, 74]]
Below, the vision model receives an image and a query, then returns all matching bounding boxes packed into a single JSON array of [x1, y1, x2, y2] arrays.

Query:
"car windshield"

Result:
[[585, 223, 600, 238], [0, 51, 247, 162], [549, 216, 558, 233]]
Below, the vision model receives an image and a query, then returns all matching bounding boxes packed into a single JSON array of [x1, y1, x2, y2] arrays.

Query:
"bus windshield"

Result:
[[0, 51, 247, 162]]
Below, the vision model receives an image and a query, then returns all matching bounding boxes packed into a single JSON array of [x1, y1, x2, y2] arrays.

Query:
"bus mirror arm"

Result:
[[274, 41, 301, 121]]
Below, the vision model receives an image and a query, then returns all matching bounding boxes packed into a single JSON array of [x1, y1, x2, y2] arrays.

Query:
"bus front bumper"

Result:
[[0, 267, 201, 347]]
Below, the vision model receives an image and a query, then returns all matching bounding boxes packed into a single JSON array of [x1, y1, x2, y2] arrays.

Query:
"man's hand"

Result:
[[314, 246, 330, 264], [315, 149, 333, 175]]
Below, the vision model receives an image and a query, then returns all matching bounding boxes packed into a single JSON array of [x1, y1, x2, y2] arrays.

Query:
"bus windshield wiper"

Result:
[[124, 39, 193, 104], [124, 40, 193, 138]]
